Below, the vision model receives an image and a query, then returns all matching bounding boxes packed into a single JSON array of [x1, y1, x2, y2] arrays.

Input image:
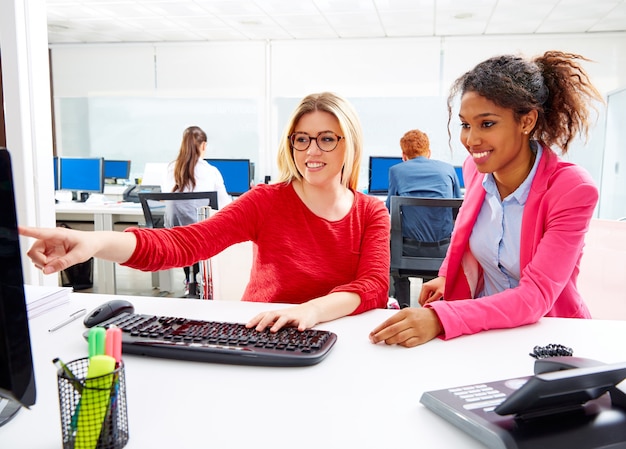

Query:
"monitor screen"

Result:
[[59, 157, 104, 193], [0, 148, 36, 427], [104, 160, 131, 180], [141, 162, 168, 187], [53, 156, 59, 190], [204, 158, 251, 196], [454, 166, 464, 189], [368, 156, 402, 195]]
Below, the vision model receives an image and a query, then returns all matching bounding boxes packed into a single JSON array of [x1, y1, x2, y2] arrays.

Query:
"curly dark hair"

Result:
[[447, 51, 604, 154]]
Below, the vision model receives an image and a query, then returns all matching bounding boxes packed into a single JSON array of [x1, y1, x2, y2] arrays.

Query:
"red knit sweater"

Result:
[[123, 183, 390, 315]]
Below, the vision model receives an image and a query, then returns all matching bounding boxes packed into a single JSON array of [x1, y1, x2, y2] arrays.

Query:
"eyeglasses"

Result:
[[289, 131, 344, 152]]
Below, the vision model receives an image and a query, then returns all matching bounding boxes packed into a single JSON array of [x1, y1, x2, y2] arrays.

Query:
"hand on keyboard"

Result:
[[247, 303, 320, 333]]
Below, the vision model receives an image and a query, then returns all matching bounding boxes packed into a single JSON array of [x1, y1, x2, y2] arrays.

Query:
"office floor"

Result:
[[66, 264, 189, 298]]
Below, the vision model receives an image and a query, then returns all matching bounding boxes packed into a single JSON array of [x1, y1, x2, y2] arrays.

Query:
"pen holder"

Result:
[[56, 357, 129, 449]]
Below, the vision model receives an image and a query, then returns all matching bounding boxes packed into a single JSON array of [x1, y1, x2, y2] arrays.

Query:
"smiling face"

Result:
[[458, 91, 537, 191], [292, 110, 346, 189]]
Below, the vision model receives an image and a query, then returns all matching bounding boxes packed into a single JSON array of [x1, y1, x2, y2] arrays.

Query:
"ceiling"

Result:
[[46, 0, 626, 44]]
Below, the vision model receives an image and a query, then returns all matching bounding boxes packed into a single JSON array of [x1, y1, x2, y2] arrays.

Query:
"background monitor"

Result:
[[0, 148, 36, 427], [104, 160, 131, 181], [141, 162, 168, 187], [454, 166, 464, 189], [59, 157, 104, 193], [368, 156, 402, 195], [205, 158, 251, 196]]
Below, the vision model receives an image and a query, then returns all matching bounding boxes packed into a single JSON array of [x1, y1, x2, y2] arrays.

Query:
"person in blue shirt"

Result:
[[386, 129, 462, 307]]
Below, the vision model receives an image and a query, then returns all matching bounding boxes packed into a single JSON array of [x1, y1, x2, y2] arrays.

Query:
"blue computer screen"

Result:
[[368, 156, 402, 195], [59, 157, 104, 193], [204, 159, 251, 196], [104, 160, 131, 180], [53, 156, 58, 190], [454, 166, 464, 189]]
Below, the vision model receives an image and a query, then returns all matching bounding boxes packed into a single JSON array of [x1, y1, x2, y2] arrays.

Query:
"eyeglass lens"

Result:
[[291, 132, 341, 152]]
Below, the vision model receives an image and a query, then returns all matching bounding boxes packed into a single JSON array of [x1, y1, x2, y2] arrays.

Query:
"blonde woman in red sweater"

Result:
[[21, 92, 390, 332]]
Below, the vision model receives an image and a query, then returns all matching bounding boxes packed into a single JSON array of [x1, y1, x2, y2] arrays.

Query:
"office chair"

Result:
[[138, 191, 218, 299], [389, 196, 463, 308]]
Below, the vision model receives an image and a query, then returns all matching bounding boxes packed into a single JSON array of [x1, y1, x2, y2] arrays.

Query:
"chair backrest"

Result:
[[389, 196, 463, 278], [138, 191, 218, 229]]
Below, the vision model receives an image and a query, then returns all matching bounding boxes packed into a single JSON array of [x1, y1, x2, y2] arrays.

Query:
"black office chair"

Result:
[[138, 191, 218, 298], [389, 196, 463, 308]]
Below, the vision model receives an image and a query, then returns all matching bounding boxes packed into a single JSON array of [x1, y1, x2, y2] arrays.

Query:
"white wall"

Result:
[[600, 87, 626, 219], [50, 33, 626, 212]]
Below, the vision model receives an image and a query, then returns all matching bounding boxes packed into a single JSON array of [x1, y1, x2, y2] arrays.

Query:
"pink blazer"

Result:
[[427, 145, 597, 340]]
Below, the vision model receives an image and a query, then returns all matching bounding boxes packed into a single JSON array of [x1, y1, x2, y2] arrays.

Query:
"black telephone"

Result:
[[421, 357, 626, 449], [122, 185, 161, 203]]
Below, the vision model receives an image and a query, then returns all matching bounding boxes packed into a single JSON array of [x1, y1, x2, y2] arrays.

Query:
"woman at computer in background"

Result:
[[21, 92, 391, 332], [163, 125, 232, 296], [370, 50, 603, 348]]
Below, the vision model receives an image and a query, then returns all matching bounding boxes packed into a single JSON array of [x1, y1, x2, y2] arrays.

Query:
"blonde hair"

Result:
[[276, 92, 363, 190]]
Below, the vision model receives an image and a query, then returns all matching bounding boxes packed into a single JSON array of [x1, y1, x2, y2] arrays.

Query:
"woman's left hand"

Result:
[[369, 308, 443, 348], [246, 303, 320, 333]]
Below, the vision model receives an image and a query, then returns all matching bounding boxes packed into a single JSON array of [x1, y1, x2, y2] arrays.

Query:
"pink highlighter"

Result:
[[105, 326, 123, 366]]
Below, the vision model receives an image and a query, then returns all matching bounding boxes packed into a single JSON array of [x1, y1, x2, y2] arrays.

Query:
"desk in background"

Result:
[[6, 294, 626, 448], [55, 202, 146, 294], [55, 202, 254, 299]]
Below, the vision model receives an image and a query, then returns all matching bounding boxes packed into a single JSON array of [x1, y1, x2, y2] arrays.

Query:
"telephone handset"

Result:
[[122, 185, 161, 203], [494, 356, 626, 418]]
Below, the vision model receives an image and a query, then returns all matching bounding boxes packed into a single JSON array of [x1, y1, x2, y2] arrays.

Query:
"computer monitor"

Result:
[[204, 158, 251, 196], [58, 157, 104, 198], [141, 162, 168, 187], [0, 148, 36, 427], [368, 156, 402, 195], [454, 166, 464, 189], [104, 160, 131, 182]]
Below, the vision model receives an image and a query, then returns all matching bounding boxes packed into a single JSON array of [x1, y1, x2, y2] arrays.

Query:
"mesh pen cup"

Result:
[[56, 357, 129, 449]]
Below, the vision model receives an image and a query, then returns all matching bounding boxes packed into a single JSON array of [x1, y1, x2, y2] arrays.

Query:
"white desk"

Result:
[[55, 202, 146, 294], [5, 294, 626, 448]]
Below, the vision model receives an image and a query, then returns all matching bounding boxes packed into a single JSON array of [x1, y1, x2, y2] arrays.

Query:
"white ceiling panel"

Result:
[[44, 0, 626, 44]]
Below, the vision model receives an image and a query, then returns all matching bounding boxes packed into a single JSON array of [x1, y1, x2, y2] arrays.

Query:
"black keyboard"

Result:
[[84, 312, 338, 367]]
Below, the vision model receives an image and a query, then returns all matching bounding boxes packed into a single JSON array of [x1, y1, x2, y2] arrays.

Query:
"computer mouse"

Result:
[[83, 299, 135, 328]]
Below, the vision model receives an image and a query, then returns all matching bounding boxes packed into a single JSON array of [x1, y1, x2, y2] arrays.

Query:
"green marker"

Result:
[[74, 354, 116, 449]]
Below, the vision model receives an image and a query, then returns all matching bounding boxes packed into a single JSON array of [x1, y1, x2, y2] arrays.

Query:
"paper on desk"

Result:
[[24, 284, 72, 319]]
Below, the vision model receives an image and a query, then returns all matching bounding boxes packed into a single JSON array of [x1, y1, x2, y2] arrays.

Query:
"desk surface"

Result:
[[55, 201, 146, 215], [5, 294, 626, 449]]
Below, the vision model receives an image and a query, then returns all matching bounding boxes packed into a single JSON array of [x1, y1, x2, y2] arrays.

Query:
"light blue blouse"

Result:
[[469, 142, 542, 297]]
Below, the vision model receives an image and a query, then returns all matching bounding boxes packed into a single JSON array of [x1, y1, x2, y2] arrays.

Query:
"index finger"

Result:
[[18, 225, 46, 238], [369, 312, 404, 338]]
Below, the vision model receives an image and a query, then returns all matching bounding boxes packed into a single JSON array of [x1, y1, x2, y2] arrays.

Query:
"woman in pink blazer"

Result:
[[371, 51, 604, 347]]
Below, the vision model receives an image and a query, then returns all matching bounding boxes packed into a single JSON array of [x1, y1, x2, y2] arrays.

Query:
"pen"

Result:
[[48, 309, 87, 332], [53, 357, 83, 432], [52, 357, 83, 393]]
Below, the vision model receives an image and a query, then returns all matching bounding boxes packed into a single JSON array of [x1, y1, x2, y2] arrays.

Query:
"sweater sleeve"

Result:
[[330, 195, 391, 314], [121, 185, 268, 272]]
